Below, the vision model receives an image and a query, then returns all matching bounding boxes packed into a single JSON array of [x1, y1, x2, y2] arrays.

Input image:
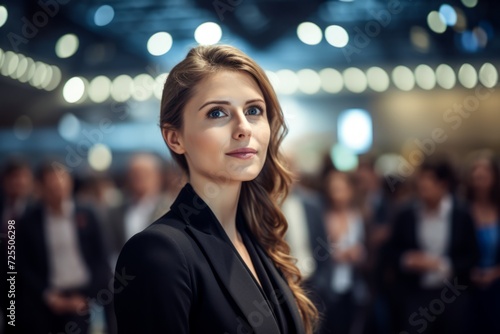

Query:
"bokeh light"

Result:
[[392, 66, 415, 91], [435, 64, 456, 89], [89, 76, 111, 103], [343, 67, 367, 93], [366, 67, 390, 92], [331, 144, 358, 172], [276, 69, 299, 95], [319, 68, 343, 93], [427, 11, 447, 34], [94, 5, 114, 26], [478, 63, 498, 88], [325, 25, 349, 48], [88, 144, 113, 171], [194, 22, 222, 45], [458, 63, 478, 88], [55, 34, 79, 58], [63, 77, 86, 103], [58, 113, 81, 141], [337, 108, 373, 154], [147, 32, 173, 56], [297, 22, 322, 45], [415, 64, 436, 90], [0, 6, 8, 28], [297, 69, 321, 94]]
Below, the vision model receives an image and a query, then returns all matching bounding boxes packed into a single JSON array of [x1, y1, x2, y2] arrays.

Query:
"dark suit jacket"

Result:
[[387, 198, 479, 290], [17, 202, 112, 300], [16, 202, 115, 334], [114, 183, 306, 334]]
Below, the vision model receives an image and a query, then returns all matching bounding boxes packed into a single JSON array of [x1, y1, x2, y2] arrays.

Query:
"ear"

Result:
[[161, 126, 185, 155]]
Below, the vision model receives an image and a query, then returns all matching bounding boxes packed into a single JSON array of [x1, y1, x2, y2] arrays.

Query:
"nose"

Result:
[[232, 112, 252, 140]]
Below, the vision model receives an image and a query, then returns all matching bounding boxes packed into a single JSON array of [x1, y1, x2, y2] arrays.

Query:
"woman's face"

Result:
[[174, 70, 270, 184], [327, 172, 353, 208], [471, 159, 494, 193]]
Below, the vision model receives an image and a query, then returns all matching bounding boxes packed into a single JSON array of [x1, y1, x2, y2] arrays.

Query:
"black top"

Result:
[[114, 183, 305, 334]]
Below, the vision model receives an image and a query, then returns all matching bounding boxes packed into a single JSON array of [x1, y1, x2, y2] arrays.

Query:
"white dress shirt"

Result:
[[44, 201, 91, 290], [124, 196, 159, 241], [417, 195, 453, 288]]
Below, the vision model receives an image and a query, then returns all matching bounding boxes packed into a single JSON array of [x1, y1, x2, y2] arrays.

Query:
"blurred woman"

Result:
[[465, 153, 500, 334], [313, 170, 367, 334]]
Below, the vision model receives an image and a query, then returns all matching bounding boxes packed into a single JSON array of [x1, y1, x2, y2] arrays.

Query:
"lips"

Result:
[[225, 148, 257, 160]]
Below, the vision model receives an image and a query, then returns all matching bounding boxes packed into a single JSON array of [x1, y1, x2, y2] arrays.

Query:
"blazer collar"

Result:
[[169, 183, 225, 235], [169, 183, 304, 334], [240, 221, 306, 334]]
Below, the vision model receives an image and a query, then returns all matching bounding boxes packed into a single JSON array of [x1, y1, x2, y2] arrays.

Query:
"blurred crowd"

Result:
[[0, 149, 499, 334]]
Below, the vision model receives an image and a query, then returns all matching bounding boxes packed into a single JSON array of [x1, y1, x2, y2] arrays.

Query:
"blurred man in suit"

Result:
[[387, 157, 478, 334], [108, 153, 173, 264], [0, 159, 34, 333], [17, 162, 115, 334]]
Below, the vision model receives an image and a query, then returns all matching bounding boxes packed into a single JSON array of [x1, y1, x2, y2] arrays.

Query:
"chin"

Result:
[[227, 165, 263, 182]]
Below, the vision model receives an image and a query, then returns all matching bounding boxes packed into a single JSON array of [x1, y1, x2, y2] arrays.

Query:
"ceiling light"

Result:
[[147, 32, 173, 56]]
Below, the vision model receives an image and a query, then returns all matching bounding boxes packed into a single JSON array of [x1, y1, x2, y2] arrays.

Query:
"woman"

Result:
[[465, 153, 500, 334], [113, 45, 318, 334], [312, 170, 367, 334]]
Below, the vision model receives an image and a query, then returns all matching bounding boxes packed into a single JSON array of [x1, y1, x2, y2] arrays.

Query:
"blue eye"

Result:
[[246, 106, 263, 116], [207, 108, 227, 118]]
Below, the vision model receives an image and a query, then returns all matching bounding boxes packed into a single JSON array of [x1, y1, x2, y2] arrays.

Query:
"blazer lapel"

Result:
[[170, 184, 281, 334], [251, 236, 306, 334]]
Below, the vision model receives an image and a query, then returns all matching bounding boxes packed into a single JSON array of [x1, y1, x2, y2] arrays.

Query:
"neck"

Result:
[[189, 175, 241, 243], [133, 190, 157, 202], [331, 204, 349, 213], [423, 197, 442, 212], [46, 199, 66, 215]]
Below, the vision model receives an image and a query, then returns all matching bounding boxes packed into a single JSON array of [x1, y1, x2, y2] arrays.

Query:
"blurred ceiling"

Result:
[[0, 0, 499, 128]]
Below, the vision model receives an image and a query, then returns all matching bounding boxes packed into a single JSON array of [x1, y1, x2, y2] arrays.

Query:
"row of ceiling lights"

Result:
[[60, 62, 498, 104], [1, 45, 496, 102], [0, 48, 61, 91]]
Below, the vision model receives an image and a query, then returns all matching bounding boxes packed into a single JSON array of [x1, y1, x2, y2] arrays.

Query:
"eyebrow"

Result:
[[198, 99, 265, 111]]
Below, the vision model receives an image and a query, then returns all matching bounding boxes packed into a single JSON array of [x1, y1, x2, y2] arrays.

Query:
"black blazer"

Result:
[[114, 183, 306, 334], [386, 198, 479, 290]]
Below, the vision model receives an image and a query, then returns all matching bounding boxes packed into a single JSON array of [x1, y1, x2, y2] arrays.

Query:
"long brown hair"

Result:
[[160, 44, 318, 333]]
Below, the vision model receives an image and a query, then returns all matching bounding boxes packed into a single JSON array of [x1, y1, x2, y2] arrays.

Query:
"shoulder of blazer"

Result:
[[146, 210, 193, 244], [118, 210, 196, 272], [116, 210, 196, 289]]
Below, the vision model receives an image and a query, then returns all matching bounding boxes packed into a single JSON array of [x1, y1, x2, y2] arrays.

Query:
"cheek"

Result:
[[186, 128, 226, 158], [257, 122, 271, 148]]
